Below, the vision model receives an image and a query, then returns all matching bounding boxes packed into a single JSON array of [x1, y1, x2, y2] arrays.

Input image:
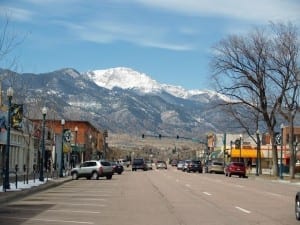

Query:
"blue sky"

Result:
[[1, 0, 300, 90]]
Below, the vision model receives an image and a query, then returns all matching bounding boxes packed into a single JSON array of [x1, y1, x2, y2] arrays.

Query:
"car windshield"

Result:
[[133, 159, 144, 164], [232, 162, 245, 166], [101, 161, 111, 166]]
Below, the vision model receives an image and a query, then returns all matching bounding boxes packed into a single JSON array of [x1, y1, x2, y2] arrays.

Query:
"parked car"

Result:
[[71, 160, 114, 180], [132, 158, 147, 171], [111, 161, 124, 174], [156, 160, 167, 169], [295, 192, 300, 220], [186, 160, 203, 173], [117, 159, 130, 167], [182, 160, 192, 172], [207, 161, 224, 174], [177, 160, 184, 170], [171, 159, 178, 167], [224, 162, 246, 178], [146, 161, 153, 170]]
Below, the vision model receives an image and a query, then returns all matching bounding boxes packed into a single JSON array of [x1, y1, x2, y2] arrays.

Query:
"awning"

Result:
[[231, 148, 264, 158], [71, 146, 85, 152]]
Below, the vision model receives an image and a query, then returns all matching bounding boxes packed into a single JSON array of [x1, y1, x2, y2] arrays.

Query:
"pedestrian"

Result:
[[247, 159, 252, 174]]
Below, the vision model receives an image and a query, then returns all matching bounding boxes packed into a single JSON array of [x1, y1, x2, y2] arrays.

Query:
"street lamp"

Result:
[[74, 126, 78, 166], [103, 130, 108, 159], [4, 87, 13, 191], [39, 106, 47, 182], [230, 140, 233, 160], [223, 132, 226, 165], [59, 119, 65, 177], [280, 123, 284, 180], [239, 134, 242, 162], [256, 130, 260, 176]]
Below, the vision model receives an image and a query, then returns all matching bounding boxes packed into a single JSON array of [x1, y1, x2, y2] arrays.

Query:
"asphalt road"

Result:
[[0, 167, 299, 225]]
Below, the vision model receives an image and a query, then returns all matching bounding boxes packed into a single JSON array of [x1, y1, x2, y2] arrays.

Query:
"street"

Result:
[[0, 167, 299, 225]]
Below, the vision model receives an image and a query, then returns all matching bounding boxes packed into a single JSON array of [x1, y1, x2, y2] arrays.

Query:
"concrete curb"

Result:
[[0, 177, 73, 205]]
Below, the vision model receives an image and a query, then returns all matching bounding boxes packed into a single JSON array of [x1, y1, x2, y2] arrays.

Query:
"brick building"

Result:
[[32, 119, 105, 170]]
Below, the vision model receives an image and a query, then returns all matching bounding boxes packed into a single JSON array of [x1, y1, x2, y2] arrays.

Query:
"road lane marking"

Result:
[[19, 201, 106, 207], [0, 216, 94, 224], [235, 206, 251, 214], [203, 192, 212, 196], [34, 196, 108, 201], [265, 192, 283, 198], [7, 207, 101, 214], [63, 203, 106, 207], [42, 193, 111, 197]]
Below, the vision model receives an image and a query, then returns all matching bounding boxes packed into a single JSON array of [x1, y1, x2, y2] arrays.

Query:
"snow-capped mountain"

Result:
[[85, 67, 229, 101], [0, 67, 237, 137], [85, 67, 161, 93]]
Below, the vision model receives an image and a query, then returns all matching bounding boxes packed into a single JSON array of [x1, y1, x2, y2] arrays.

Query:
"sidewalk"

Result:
[[247, 169, 300, 185], [0, 175, 72, 205]]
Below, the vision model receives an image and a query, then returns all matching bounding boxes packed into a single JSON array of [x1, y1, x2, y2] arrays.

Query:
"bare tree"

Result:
[[211, 22, 299, 176], [271, 23, 300, 178]]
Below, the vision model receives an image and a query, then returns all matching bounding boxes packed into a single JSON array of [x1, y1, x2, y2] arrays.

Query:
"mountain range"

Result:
[[0, 67, 237, 138]]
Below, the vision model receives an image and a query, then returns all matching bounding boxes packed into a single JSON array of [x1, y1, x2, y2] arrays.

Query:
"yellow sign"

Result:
[[231, 147, 264, 158]]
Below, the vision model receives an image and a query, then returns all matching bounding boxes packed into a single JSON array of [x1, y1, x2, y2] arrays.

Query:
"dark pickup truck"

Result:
[[132, 158, 147, 171]]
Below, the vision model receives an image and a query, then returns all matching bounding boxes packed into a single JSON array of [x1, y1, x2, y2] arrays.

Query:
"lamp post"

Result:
[[103, 130, 108, 159], [256, 130, 260, 176], [239, 134, 242, 162], [223, 132, 226, 165], [280, 123, 284, 180], [39, 107, 47, 182], [74, 126, 78, 167], [4, 87, 13, 191], [230, 140, 233, 160], [59, 119, 65, 177]]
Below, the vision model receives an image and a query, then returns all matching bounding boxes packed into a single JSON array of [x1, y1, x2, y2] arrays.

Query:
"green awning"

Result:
[[72, 146, 85, 152]]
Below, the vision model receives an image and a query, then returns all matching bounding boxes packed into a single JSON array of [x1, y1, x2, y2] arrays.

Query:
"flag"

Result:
[[11, 104, 23, 129]]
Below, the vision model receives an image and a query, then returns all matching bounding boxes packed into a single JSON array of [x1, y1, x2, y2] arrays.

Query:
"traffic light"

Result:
[[103, 130, 108, 138]]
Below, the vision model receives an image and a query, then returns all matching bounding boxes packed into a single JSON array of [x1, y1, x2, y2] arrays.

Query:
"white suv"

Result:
[[71, 160, 114, 180]]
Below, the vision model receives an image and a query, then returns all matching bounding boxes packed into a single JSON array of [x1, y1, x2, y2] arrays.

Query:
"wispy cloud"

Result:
[[0, 6, 34, 22], [130, 0, 300, 23], [58, 19, 194, 51], [4, 0, 299, 53]]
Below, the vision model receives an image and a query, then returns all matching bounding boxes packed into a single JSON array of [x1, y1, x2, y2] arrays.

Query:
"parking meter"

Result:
[[15, 164, 18, 189], [22, 164, 27, 184], [33, 164, 36, 182]]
